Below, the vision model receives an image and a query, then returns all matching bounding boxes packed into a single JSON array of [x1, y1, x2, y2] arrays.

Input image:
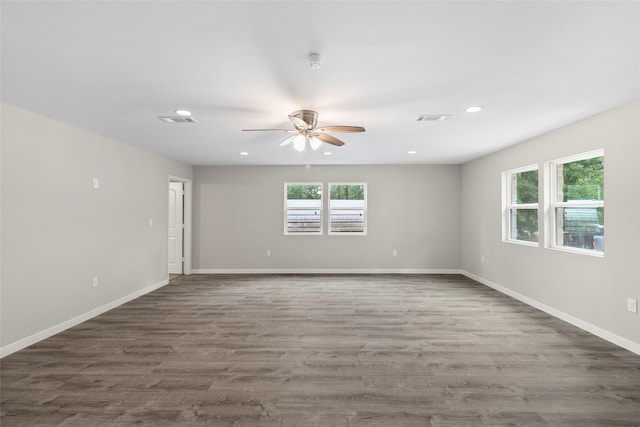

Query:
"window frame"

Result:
[[284, 182, 323, 235], [545, 149, 604, 257], [328, 182, 368, 236], [502, 164, 539, 247]]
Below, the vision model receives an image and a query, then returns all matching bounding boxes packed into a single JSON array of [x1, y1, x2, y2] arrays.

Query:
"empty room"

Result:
[[1, 1, 639, 425]]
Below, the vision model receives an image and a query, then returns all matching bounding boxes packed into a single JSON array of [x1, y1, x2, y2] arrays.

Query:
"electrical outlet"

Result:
[[92, 178, 99, 189], [392, 249, 398, 257], [93, 277, 98, 288], [627, 298, 637, 313], [481, 255, 485, 263], [266, 249, 271, 257]]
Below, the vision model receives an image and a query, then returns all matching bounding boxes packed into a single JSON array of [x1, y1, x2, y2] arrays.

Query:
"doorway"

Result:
[[168, 181, 183, 276], [168, 176, 192, 279]]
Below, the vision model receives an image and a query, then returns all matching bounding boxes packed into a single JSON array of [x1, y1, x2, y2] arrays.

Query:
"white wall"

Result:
[[0, 104, 193, 354], [461, 101, 640, 351], [193, 164, 461, 272]]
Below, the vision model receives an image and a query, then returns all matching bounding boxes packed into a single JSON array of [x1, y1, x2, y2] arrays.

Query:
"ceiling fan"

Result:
[[242, 110, 365, 151]]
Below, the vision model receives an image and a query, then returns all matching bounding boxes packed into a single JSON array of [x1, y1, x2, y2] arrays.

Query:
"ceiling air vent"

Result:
[[416, 114, 450, 122], [157, 116, 198, 123]]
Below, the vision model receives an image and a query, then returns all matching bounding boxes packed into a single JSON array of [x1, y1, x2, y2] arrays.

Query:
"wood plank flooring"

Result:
[[2, 274, 639, 426]]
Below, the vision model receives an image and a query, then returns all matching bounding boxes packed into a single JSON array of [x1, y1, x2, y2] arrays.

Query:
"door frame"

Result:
[[168, 175, 192, 275]]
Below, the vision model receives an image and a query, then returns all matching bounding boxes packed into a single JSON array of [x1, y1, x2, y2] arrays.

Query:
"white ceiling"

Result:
[[2, 1, 638, 166]]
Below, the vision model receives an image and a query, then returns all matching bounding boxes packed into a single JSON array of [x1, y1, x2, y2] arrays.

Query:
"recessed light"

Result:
[[240, 151, 249, 156], [323, 151, 332, 155], [408, 150, 417, 154], [175, 109, 191, 116], [158, 116, 197, 123], [465, 106, 483, 113], [416, 115, 450, 122]]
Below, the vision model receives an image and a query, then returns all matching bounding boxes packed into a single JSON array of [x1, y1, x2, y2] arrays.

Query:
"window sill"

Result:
[[503, 239, 539, 248], [285, 232, 323, 236], [548, 246, 604, 258]]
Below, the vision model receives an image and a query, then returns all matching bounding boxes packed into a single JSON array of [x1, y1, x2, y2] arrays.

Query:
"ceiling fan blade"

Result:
[[242, 128, 295, 132], [315, 133, 345, 147], [288, 115, 309, 131], [279, 135, 296, 147], [316, 126, 365, 133]]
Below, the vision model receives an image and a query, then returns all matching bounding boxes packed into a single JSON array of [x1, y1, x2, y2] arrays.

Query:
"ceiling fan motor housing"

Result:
[[291, 110, 318, 129]]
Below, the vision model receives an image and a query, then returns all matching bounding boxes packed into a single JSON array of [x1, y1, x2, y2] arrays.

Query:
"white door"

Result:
[[168, 182, 184, 274]]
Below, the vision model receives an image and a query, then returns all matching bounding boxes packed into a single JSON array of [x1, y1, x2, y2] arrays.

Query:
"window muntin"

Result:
[[328, 183, 367, 235], [284, 183, 323, 234], [548, 151, 604, 254], [504, 166, 539, 244]]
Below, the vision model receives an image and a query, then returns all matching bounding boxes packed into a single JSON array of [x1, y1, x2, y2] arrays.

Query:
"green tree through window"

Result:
[[514, 170, 538, 241], [561, 156, 604, 202], [287, 184, 322, 200], [330, 184, 365, 200], [329, 184, 367, 234], [285, 183, 323, 234], [505, 168, 539, 243], [554, 154, 604, 251], [515, 170, 538, 204]]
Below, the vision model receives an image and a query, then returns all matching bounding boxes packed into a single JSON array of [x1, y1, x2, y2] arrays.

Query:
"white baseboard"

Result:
[[192, 268, 463, 275], [0, 279, 170, 359], [7, 271, 636, 358], [462, 270, 640, 356]]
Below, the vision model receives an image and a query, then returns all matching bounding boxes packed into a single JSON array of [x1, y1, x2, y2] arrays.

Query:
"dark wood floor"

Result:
[[2, 274, 639, 426]]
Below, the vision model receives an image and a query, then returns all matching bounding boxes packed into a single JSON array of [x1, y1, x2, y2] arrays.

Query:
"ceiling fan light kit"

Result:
[[309, 137, 322, 151], [243, 109, 365, 153], [293, 135, 306, 152]]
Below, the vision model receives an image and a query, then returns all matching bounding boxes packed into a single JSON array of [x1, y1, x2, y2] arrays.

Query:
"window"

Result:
[[284, 183, 323, 234], [328, 183, 367, 235], [547, 150, 604, 254], [504, 166, 539, 244]]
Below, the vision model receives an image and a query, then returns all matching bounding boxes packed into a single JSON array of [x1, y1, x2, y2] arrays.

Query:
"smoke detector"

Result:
[[309, 53, 321, 69]]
